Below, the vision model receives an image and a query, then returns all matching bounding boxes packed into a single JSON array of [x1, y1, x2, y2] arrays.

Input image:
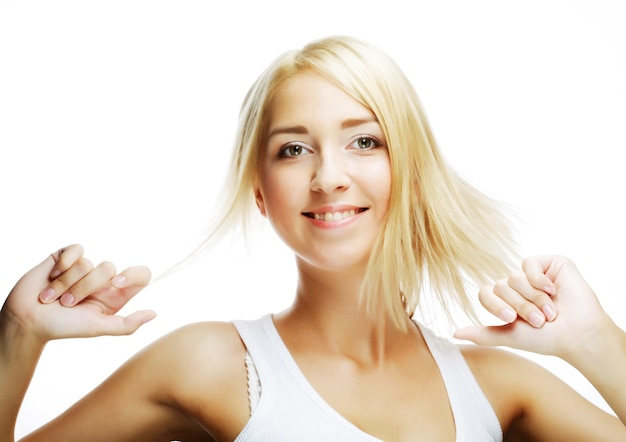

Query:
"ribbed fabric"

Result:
[[232, 314, 502, 441]]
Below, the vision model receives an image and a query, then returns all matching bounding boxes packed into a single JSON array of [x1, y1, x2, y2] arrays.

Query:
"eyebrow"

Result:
[[267, 117, 379, 140]]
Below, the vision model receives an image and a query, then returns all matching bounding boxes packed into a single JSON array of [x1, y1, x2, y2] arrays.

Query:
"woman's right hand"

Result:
[[2, 244, 155, 342]]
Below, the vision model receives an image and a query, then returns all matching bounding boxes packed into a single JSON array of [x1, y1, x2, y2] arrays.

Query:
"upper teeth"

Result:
[[314, 210, 357, 221]]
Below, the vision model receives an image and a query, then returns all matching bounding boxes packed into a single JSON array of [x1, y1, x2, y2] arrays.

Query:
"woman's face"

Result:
[[255, 72, 392, 273]]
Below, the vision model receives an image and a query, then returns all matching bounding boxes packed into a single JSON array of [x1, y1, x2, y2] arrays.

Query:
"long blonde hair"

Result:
[[179, 35, 517, 329]]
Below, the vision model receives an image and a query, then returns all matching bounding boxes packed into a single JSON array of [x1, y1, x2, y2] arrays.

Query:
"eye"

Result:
[[278, 143, 311, 158], [351, 136, 382, 150]]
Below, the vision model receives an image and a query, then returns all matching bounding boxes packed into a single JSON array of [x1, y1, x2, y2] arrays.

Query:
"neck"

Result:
[[274, 258, 416, 365]]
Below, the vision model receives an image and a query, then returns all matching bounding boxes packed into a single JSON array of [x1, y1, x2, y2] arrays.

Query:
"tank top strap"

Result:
[[416, 323, 503, 441], [232, 314, 281, 391]]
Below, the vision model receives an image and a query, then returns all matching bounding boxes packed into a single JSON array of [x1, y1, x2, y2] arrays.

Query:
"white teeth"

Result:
[[314, 210, 357, 221]]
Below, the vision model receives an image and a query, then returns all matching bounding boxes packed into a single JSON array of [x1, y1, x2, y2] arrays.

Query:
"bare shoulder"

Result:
[[22, 322, 249, 441], [458, 344, 625, 440], [148, 320, 245, 364], [141, 319, 248, 397], [129, 320, 250, 439]]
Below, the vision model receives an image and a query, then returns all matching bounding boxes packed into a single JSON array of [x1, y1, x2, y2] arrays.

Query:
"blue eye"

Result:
[[352, 136, 381, 150]]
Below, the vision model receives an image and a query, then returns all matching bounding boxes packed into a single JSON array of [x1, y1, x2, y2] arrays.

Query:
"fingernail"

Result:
[[529, 311, 545, 328], [50, 269, 61, 279], [40, 288, 56, 303], [499, 307, 517, 323], [544, 285, 555, 296], [542, 304, 556, 321], [60, 293, 75, 306], [111, 274, 127, 288]]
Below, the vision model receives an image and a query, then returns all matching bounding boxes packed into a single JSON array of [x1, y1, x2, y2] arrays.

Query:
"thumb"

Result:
[[119, 310, 157, 335], [454, 323, 517, 347], [91, 310, 157, 337]]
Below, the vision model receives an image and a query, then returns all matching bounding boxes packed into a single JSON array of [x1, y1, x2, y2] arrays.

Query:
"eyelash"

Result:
[[277, 143, 310, 158], [351, 135, 383, 150], [277, 135, 383, 158]]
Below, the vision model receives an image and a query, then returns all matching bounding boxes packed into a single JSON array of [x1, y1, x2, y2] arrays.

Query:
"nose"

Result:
[[309, 150, 351, 193]]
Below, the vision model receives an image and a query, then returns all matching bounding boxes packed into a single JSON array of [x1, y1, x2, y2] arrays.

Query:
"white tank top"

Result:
[[232, 314, 502, 441]]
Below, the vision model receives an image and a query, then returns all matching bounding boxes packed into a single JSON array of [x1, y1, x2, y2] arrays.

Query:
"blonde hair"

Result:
[[181, 35, 517, 329]]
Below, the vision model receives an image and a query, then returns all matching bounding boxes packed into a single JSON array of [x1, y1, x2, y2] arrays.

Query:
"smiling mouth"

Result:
[[303, 208, 368, 222]]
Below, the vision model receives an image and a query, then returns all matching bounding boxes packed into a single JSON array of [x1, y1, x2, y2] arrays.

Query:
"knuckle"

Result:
[[530, 291, 549, 306], [98, 261, 117, 278], [75, 257, 94, 273], [48, 279, 68, 294], [493, 279, 509, 296], [52, 252, 68, 270], [477, 284, 494, 302], [55, 244, 85, 270], [517, 301, 538, 317], [477, 285, 506, 313], [507, 271, 526, 287], [49, 277, 73, 295], [67, 244, 84, 257]]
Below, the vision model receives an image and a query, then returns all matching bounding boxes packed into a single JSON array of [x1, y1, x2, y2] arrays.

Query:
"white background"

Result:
[[1, 0, 625, 437]]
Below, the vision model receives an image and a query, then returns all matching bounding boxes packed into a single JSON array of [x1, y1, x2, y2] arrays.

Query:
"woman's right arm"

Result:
[[456, 255, 626, 429], [0, 245, 156, 441]]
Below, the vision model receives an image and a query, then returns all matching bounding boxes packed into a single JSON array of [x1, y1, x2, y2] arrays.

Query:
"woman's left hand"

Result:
[[454, 255, 614, 360]]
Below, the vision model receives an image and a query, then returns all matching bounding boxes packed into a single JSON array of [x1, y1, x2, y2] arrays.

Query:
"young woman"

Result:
[[2, 36, 625, 441]]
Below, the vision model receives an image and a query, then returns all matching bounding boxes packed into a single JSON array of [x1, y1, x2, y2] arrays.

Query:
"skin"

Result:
[[2, 73, 626, 441]]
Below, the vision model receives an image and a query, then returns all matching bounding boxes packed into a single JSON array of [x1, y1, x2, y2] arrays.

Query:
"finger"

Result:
[[49, 244, 85, 279], [59, 261, 117, 307], [454, 322, 521, 347], [117, 265, 152, 292], [100, 265, 153, 311], [91, 310, 157, 337], [39, 257, 93, 303], [477, 284, 518, 324], [522, 256, 556, 295], [492, 276, 547, 328], [455, 321, 556, 355], [508, 269, 558, 322], [72, 265, 152, 318], [454, 325, 500, 346]]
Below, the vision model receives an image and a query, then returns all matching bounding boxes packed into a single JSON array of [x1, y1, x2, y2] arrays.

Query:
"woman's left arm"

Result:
[[455, 255, 626, 425]]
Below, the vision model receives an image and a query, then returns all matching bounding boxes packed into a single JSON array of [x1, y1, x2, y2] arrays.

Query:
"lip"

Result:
[[302, 205, 369, 228]]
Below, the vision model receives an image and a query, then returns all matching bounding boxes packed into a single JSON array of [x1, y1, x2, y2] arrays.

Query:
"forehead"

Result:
[[267, 72, 376, 129]]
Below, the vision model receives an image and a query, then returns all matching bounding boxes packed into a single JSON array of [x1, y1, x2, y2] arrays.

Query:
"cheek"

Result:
[[259, 169, 301, 219], [371, 157, 393, 211]]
